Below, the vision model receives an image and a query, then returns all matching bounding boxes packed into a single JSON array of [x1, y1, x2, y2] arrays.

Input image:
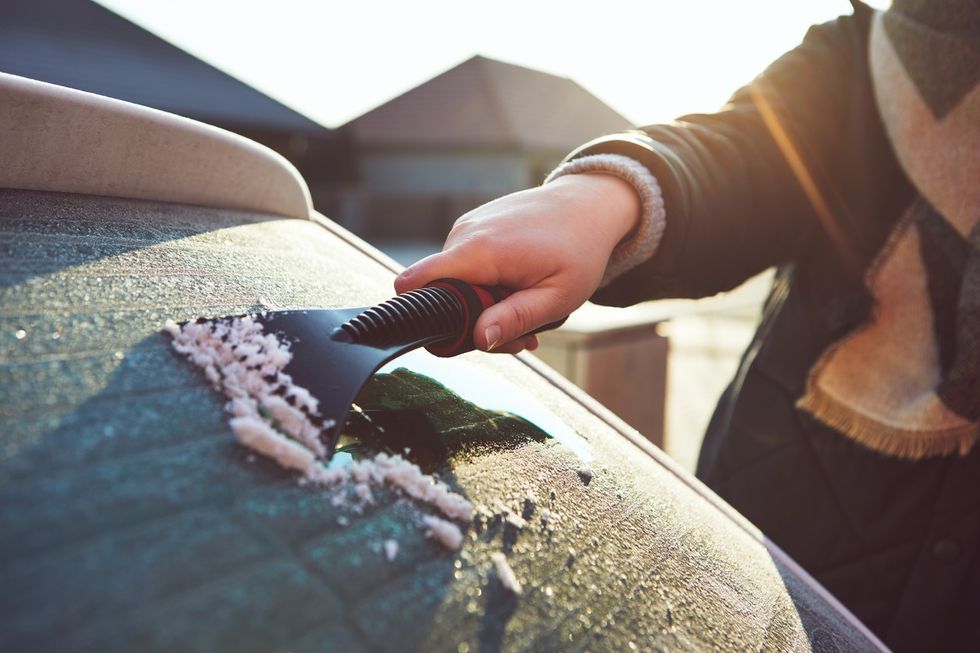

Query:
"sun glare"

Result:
[[96, 1, 875, 128]]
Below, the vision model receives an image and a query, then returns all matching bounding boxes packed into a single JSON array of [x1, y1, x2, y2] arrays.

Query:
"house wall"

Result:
[[327, 147, 569, 245], [323, 187, 498, 243], [359, 150, 531, 195]]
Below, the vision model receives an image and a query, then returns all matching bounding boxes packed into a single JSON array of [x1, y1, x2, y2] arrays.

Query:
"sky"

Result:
[[96, 1, 887, 129]]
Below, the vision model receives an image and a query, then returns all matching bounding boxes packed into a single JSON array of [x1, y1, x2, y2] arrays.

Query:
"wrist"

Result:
[[548, 173, 641, 246], [544, 152, 666, 287], [580, 172, 642, 243]]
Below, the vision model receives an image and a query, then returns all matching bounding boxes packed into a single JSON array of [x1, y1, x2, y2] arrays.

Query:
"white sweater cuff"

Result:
[[544, 153, 666, 287]]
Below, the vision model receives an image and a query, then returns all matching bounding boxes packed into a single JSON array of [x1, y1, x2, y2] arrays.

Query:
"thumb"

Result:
[[473, 286, 568, 351]]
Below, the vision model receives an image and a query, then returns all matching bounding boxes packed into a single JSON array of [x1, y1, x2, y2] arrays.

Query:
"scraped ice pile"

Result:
[[166, 316, 472, 549], [491, 552, 523, 595]]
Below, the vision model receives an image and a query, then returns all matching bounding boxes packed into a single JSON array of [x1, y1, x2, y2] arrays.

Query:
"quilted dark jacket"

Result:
[[568, 3, 980, 651]]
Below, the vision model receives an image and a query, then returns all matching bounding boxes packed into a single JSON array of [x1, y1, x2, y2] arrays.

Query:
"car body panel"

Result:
[[0, 74, 886, 652]]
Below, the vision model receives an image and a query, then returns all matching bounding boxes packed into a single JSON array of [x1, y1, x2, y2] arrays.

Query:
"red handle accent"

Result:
[[424, 278, 566, 357]]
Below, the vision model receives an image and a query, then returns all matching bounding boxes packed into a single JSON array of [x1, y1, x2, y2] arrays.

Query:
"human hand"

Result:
[[394, 173, 641, 354]]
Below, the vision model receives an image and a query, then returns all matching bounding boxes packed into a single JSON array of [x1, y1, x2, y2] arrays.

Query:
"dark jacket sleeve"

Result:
[[578, 3, 877, 306]]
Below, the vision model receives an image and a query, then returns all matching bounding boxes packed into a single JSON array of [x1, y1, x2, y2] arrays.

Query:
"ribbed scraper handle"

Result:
[[336, 278, 564, 357]]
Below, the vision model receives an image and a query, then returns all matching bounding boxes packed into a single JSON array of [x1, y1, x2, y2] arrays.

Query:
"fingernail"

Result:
[[484, 325, 501, 351]]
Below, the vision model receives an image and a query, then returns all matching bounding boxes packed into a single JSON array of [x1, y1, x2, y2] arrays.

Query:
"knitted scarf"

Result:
[[798, 0, 979, 458]]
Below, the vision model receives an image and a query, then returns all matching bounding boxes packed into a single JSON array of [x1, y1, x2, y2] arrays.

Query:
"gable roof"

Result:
[[0, 0, 327, 134], [347, 55, 631, 150]]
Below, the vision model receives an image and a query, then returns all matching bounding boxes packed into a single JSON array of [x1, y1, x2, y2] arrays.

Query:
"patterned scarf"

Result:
[[798, 0, 980, 458]]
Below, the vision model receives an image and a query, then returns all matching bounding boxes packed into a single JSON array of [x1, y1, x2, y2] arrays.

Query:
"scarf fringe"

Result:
[[797, 389, 979, 459]]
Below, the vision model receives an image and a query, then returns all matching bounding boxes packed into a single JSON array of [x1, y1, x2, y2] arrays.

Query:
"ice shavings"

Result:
[[383, 539, 399, 561], [505, 512, 527, 530], [374, 453, 473, 521], [354, 482, 375, 505], [262, 394, 326, 456], [166, 316, 472, 551], [424, 515, 464, 551], [490, 552, 523, 595], [306, 452, 474, 524], [165, 316, 329, 458], [228, 416, 316, 473]]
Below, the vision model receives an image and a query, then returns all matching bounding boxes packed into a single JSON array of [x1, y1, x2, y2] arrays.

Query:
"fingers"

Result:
[[473, 287, 567, 351], [395, 245, 496, 294], [396, 253, 563, 355], [394, 254, 437, 294], [489, 335, 539, 355]]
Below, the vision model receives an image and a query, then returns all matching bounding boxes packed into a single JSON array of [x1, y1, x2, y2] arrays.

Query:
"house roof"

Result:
[[347, 55, 632, 150], [0, 0, 327, 134]]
